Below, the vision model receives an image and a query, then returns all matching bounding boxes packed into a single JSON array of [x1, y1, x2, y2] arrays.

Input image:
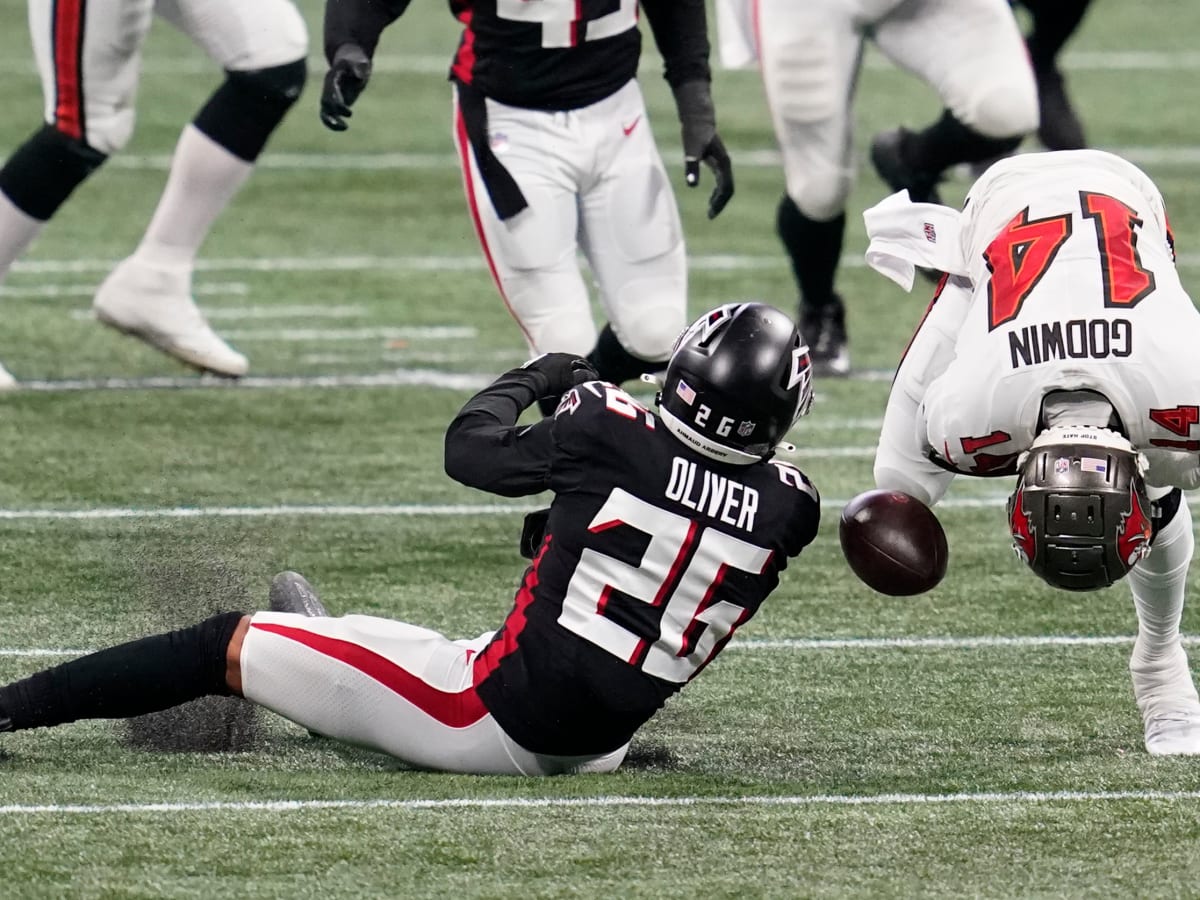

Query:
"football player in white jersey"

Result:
[[716, 0, 1039, 377], [0, 0, 310, 382], [864, 149, 1200, 756]]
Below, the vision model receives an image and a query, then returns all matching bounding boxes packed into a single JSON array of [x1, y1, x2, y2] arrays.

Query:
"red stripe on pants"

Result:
[[53, 0, 85, 140]]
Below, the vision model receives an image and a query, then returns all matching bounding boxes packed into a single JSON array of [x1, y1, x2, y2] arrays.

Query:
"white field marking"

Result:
[[4, 790, 1200, 816], [0, 281, 247, 299], [87, 145, 1200, 173], [3, 49, 1198, 78], [14, 369, 493, 393], [18, 252, 1200, 277], [0, 496, 1013, 523], [70, 305, 367, 322], [219, 325, 475, 342]]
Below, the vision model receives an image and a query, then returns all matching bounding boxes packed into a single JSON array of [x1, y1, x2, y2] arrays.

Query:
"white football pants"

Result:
[[241, 611, 629, 776]]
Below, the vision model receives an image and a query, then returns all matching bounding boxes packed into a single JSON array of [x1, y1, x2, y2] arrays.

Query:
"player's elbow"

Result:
[[443, 420, 479, 487]]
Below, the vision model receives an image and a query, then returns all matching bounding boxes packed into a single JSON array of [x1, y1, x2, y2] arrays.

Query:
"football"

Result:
[[838, 489, 949, 596]]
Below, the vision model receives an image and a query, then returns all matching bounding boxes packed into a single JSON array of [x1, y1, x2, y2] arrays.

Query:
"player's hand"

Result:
[[672, 80, 735, 219], [320, 44, 372, 132], [519, 507, 550, 559], [521, 352, 599, 398]]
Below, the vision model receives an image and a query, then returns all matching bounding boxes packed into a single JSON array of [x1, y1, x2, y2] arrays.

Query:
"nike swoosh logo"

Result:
[[622, 116, 641, 136]]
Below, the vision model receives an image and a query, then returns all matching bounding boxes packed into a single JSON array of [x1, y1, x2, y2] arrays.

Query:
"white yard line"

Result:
[[0, 282, 247, 299], [13, 370, 494, 392], [2, 789, 1200, 816], [69, 305, 367, 321]]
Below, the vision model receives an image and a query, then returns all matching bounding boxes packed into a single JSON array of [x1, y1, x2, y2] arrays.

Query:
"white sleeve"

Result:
[[863, 191, 971, 292]]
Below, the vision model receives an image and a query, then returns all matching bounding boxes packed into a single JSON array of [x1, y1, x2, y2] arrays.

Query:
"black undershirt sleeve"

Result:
[[443, 369, 557, 498], [323, 0, 413, 61], [640, 0, 712, 86]]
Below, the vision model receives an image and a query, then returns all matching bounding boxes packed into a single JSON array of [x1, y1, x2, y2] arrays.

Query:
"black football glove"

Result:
[[519, 507, 550, 560], [320, 44, 373, 132], [520, 352, 599, 401], [671, 80, 734, 219]]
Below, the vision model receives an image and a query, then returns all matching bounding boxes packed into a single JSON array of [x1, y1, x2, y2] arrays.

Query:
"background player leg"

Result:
[[93, 0, 308, 378], [1127, 493, 1200, 755], [579, 81, 688, 390], [869, 0, 1039, 205], [755, 0, 861, 376], [1018, 0, 1093, 150]]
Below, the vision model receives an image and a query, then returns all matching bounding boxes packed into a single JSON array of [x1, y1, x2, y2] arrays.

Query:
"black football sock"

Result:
[[193, 59, 307, 163], [1021, 0, 1094, 71], [0, 124, 107, 221], [586, 324, 662, 387], [777, 197, 844, 310], [905, 110, 1024, 173], [0, 612, 243, 731]]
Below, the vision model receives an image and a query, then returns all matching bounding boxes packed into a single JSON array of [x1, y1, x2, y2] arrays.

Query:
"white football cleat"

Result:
[[93, 257, 248, 377], [0, 361, 17, 390], [1131, 643, 1200, 755]]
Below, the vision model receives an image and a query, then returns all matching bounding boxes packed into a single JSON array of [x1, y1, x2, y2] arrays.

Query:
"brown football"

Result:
[[838, 490, 949, 596]]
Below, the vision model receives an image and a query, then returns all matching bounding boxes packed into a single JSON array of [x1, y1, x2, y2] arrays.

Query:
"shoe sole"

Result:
[[94, 309, 247, 379], [268, 571, 329, 617]]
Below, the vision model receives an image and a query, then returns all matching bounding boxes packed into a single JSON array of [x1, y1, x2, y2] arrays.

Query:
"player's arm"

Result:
[[443, 354, 598, 497], [320, 0, 413, 131], [641, 0, 733, 219]]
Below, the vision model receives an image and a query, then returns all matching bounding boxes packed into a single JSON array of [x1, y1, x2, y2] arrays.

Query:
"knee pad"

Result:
[[194, 58, 308, 162], [785, 164, 852, 223], [611, 285, 687, 362], [82, 105, 137, 156], [954, 75, 1040, 140], [0, 124, 107, 221]]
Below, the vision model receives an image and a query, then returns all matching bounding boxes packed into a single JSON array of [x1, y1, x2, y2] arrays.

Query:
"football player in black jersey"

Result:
[[0, 304, 820, 775], [320, 0, 734, 410]]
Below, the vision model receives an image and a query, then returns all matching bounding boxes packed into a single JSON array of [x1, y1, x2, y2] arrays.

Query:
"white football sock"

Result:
[[1128, 495, 1197, 708], [131, 125, 253, 271], [0, 191, 46, 283]]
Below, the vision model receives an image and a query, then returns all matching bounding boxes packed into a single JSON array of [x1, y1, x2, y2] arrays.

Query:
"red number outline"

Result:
[[1080, 191, 1156, 309], [984, 208, 1073, 331]]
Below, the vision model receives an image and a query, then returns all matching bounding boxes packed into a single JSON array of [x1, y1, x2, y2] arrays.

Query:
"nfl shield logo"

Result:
[[923, 222, 937, 243], [737, 421, 756, 437], [1054, 457, 1070, 474]]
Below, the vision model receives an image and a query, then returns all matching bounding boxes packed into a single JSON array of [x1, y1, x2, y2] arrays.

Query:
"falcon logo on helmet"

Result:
[[1007, 425, 1152, 591], [657, 302, 814, 465]]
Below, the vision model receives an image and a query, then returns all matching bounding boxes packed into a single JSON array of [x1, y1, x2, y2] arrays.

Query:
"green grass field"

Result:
[[4, 0, 1200, 896]]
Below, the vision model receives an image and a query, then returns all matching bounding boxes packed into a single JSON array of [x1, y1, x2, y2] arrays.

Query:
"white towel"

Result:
[[863, 191, 971, 292]]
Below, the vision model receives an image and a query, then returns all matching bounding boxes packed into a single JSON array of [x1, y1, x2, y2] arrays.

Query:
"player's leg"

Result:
[[1127, 490, 1200, 755], [92, 0, 308, 377], [755, 0, 862, 376], [577, 80, 687, 388], [873, 275, 970, 506], [1019, 0, 1092, 150], [0, 0, 156, 386], [452, 91, 596, 395], [239, 612, 618, 774], [869, 0, 1038, 204]]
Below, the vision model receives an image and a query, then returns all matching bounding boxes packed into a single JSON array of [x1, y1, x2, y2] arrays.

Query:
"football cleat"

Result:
[[799, 296, 850, 378], [268, 571, 329, 618], [1035, 66, 1086, 151], [1132, 645, 1200, 755], [869, 128, 943, 206], [93, 257, 248, 377], [0, 361, 17, 390]]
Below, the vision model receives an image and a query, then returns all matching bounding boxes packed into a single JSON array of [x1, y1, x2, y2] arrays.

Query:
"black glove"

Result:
[[519, 507, 550, 559], [520, 352, 599, 401], [320, 44, 373, 132], [671, 80, 734, 219]]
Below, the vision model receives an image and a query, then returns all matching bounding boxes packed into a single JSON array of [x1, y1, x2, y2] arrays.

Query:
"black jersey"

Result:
[[444, 369, 820, 756], [325, 0, 712, 112]]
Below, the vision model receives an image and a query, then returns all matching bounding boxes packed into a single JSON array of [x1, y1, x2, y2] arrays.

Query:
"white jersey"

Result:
[[868, 150, 1200, 500]]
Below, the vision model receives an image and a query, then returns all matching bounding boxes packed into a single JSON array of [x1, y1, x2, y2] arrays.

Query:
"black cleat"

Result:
[[1035, 66, 1086, 151], [869, 128, 943, 206], [269, 571, 329, 618], [799, 296, 850, 378]]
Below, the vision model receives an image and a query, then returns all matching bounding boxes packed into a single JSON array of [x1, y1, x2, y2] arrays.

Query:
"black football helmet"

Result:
[[1007, 426, 1153, 591], [658, 303, 814, 465]]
